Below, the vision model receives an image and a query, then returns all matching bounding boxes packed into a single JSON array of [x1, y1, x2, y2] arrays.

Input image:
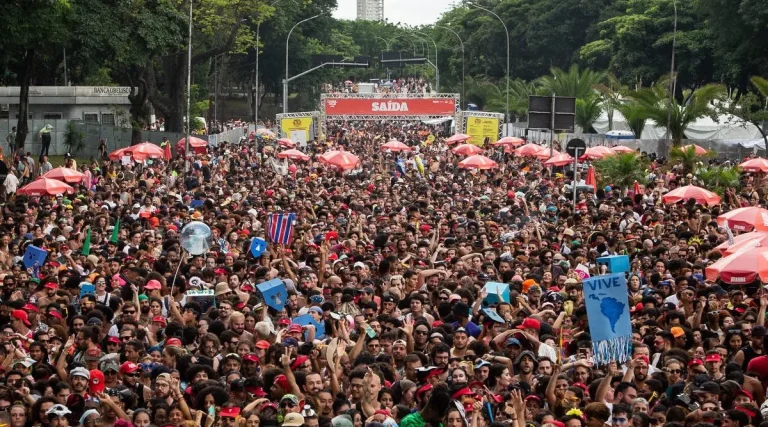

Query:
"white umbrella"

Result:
[[605, 130, 636, 140]]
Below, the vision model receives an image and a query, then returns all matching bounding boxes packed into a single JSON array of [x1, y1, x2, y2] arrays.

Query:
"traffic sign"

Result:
[[566, 138, 587, 158]]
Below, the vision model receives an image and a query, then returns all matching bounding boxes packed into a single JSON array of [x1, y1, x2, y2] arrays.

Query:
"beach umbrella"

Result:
[[278, 138, 296, 148], [585, 166, 597, 191], [661, 185, 721, 206], [17, 177, 75, 197], [445, 134, 471, 145], [493, 137, 525, 147], [125, 142, 165, 160], [739, 158, 768, 173], [458, 155, 498, 170], [580, 146, 615, 160], [535, 148, 561, 160], [108, 147, 130, 161], [605, 130, 636, 140], [320, 150, 360, 170], [611, 145, 637, 154], [715, 232, 768, 255], [381, 140, 412, 152], [705, 245, 768, 285], [277, 149, 310, 162], [717, 207, 768, 232], [256, 128, 276, 138], [42, 167, 85, 184], [543, 154, 574, 167], [451, 144, 483, 156], [515, 143, 545, 157], [679, 144, 708, 155]]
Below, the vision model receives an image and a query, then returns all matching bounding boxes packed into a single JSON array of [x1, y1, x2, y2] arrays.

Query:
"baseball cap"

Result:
[[89, 370, 105, 394], [283, 413, 305, 427], [11, 310, 30, 326], [119, 361, 140, 374], [145, 279, 162, 290], [220, 407, 241, 418], [255, 340, 271, 350], [70, 367, 91, 380], [694, 381, 721, 395], [85, 347, 102, 362], [705, 353, 722, 363]]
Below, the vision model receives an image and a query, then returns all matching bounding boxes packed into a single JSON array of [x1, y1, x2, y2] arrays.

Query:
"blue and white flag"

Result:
[[583, 273, 632, 365], [267, 213, 296, 244], [395, 158, 407, 177]]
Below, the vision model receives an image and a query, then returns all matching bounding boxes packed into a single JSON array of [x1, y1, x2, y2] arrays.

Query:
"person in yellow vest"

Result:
[[38, 124, 53, 160]]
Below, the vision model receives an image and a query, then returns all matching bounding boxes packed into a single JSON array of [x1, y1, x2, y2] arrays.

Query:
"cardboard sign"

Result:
[[481, 282, 510, 307], [257, 279, 286, 312], [249, 237, 267, 258], [186, 289, 215, 312], [23, 246, 47, 270], [80, 283, 95, 299], [292, 313, 325, 340]]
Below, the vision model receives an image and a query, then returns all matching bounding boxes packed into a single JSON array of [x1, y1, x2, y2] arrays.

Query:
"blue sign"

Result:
[[481, 282, 510, 307], [23, 246, 47, 270], [80, 283, 95, 299], [583, 274, 632, 365], [257, 279, 287, 312], [292, 313, 325, 340], [249, 237, 267, 258]]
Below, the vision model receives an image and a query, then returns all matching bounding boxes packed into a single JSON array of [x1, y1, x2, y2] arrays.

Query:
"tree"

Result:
[[695, 165, 740, 195], [630, 82, 725, 146], [724, 76, 768, 142], [593, 153, 648, 195], [669, 146, 711, 175], [615, 100, 647, 139], [0, 0, 71, 153], [537, 65, 604, 99], [595, 74, 626, 131], [575, 96, 602, 133]]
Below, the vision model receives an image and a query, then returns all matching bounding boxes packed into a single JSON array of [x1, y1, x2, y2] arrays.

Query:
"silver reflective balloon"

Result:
[[180, 221, 212, 255]]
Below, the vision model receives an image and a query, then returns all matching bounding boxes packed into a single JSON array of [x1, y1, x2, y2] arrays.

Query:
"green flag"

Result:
[[110, 218, 120, 243], [82, 228, 91, 256]]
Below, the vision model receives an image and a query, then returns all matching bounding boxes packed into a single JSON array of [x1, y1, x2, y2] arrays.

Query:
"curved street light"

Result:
[[284, 13, 322, 113], [435, 25, 464, 107], [414, 31, 439, 93]]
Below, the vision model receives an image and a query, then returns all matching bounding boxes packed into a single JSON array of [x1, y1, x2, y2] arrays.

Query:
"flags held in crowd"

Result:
[[267, 213, 296, 244], [582, 273, 632, 365]]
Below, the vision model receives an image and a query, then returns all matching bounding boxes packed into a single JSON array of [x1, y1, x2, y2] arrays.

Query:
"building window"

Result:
[[101, 113, 116, 126], [43, 113, 63, 120], [83, 113, 99, 122]]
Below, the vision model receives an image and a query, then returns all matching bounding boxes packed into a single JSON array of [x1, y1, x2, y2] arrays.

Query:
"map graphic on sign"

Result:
[[588, 293, 625, 333]]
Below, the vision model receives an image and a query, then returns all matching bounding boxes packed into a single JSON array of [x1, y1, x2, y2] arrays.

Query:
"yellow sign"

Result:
[[465, 117, 500, 146], [280, 117, 313, 143]]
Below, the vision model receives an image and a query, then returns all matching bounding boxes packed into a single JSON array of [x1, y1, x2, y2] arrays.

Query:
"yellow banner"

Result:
[[281, 117, 313, 143], [465, 117, 500, 146]]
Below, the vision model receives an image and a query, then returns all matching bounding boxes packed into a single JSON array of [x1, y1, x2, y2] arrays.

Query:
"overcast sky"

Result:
[[333, 0, 458, 26]]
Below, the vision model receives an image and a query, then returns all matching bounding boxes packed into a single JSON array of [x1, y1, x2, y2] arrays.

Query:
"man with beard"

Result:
[[218, 300, 233, 327], [735, 325, 765, 370], [451, 327, 470, 358], [303, 372, 324, 398], [68, 367, 90, 397], [70, 325, 100, 366], [230, 312, 254, 342], [315, 390, 334, 418], [392, 339, 409, 375], [154, 373, 175, 406], [218, 330, 240, 362], [514, 350, 537, 385]]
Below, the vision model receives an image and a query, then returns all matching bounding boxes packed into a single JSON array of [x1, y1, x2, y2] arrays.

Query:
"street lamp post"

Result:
[[374, 36, 390, 50], [255, 0, 298, 125], [414, 31, 438, 93], [435, 25, 464, 107], [665, 0, 677, 148], [411, 34, 435, 91], [468, 2, 510, 135], [284, 14, 322, 114], [185, 0, 193, 170]]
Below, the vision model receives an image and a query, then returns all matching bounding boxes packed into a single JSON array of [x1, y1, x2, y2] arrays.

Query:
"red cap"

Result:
[[241, 284, 254, 292], [44, 282, 58, 290], [89, 370, 105, 394], [326, 231, 339, 240], [688, 358, 704, 368], [265, 190, 274, 197], [288, 324, 303, 334], [243, 354, 260, 363], [119, 362, 139, 374], [11, 310, 30, 326], [291, 355, 309, 370], [166, 338, 182, 347], [521, 318, 541, 331], [145, 280, 162, 290], [278, 318, 291, 326], [247, 386, 267, 397], [220, 407, 240, 418], [705, 353, 722, 363], [24, 304, 39, 313], [48, 310, 62, 320], [107, 336, 121, 344], [737, 389, 753, 400], [152, 316, 167, 326], [451, 387, 475, 400], [419, 224, 432, 232], [166, 224, 178, 232], [416, 383, 433, 397], [255, 340, 271, 350], [275, 374, 290, 390]]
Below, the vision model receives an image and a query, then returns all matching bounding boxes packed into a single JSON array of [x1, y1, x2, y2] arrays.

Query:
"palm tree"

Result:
[[464, 77, 537, 122], [669, 145, 712, 175], [694, 165, 741, 196], [630, 83, 725, 146], [575, 96, 603, 133], [752, 76, 768, 97], [538, 64, 605, 99], [615, 100, 647, 139], [593, 153, 648, 195], [595, 74, 626, 131]]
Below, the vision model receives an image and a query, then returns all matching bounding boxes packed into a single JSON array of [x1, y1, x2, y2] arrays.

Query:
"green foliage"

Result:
[[593, 153, 649, 194], [575, 97, 603, 133], [669, 146, 712, 175], [615, 100, 647, 139], [537, 65, 605, 99], [695, 165, 741, 196], [63, 121, 85, 156]]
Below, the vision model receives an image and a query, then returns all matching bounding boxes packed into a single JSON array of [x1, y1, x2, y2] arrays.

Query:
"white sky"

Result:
[[333, 0, 457, 26]]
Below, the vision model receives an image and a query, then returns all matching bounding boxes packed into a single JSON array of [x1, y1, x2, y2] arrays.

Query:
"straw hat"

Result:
[[214, 282, 232, 297]]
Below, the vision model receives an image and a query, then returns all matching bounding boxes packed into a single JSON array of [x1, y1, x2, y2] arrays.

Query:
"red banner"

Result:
[[324, 98, 456, 116]]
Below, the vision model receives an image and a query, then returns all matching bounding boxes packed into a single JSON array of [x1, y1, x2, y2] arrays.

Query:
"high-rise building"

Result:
[[357, 0, 384, 21]]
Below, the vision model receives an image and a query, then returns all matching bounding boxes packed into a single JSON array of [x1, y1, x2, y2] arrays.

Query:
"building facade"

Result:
[[0, 86, 133, 125], [357, 0, 384, 21]]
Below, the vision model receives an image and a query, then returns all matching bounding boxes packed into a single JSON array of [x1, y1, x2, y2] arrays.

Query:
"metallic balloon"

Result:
[[180, 221, 212, 255]]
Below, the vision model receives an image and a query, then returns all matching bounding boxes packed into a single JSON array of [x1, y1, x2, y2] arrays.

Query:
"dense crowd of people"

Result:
[[0, 118, 764, 427], [323, 78, 432, 95]]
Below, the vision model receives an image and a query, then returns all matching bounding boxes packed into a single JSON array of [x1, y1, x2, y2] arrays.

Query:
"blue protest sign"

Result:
[[23, 246, 47, 270], [292, 313, 325, 340], [481, 307, 505, 324], [80, 283, 95, 299], [257, 279, 286, 312], [249, 237, 267, 258], [481, 282, 510, 307], [190, 200, 204, 208], [583, 273, 632, 365]]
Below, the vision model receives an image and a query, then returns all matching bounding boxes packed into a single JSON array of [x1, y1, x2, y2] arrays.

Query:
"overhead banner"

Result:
[[466, 117, 500, 146], [324, 98, 456, 116], [280, 117, 313, 146]]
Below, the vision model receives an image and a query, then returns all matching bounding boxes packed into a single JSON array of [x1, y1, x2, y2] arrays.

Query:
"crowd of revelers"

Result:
[[0, 117, 766, 427], [322, 78, 432, 95]]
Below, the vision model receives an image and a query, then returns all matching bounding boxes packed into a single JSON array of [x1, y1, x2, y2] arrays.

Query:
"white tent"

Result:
[[592, 110, 667, 139], [593, 110, 762, 140]]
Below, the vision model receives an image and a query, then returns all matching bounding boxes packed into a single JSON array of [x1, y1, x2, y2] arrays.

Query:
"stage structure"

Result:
[[457, 111, 505, 146], [276, 111, 321, 147]]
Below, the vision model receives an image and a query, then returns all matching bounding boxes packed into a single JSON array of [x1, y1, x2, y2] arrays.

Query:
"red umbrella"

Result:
[[740, 158, 768, 173], [679, 144, 708, 155], [277, 149, 310, 161], [445, 134, 471, 145], [278, 138, 296, 148], [320, 150, 360, 170], [612, 145, 636, 154], [585, 166, 597, 191], [124, 142, 165, 161], [716, 232, 768, 255], [579, 146, 615, 161], [177, 136, 208, 148], [543, 153, 574, 167], [381, 140, 412, 152], [458, 155, 498, 170], [17, 177, 74, 197], [42, 167, 85, 184], [494, 137, 525, 147], [705, 245, 768, 284], [514, 143, 544, 157], [535, 148, 561, 160], [661, 185, 721, 206], [452, 144, 483, 156], [717, 207, 768, 232], [108, 147, 130, 161]]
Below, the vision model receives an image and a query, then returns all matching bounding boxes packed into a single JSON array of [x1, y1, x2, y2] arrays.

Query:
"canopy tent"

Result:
[[592, 110, 763, 141]]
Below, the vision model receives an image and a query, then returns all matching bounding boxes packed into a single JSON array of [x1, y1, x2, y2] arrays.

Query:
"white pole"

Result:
[[284, 14, 322, 114], [469, 3, 509, 135], [185, 0, 193, 171]]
